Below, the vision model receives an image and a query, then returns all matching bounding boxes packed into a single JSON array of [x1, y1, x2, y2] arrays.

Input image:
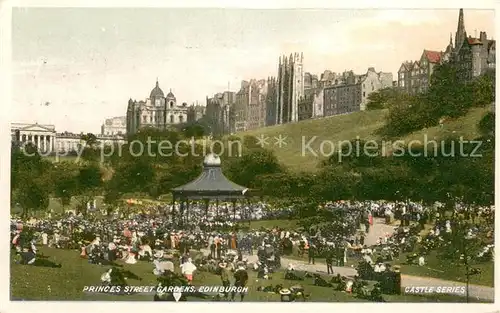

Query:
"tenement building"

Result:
[[398, 9, 495, 93], [297, 89, 315, 121], [101, 116, 126, 136], [234, 81, 250, 132], [206, 91, 235, 135], [276, 53, 305, 125], [245, 79, 267, 131], [126, 80, 188, 135], [265, 77, 278, 126], [398, 50, 443, 95], [323, 68, 393, 117]]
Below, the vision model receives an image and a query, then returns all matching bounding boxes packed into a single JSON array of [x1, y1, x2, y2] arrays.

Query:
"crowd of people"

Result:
[[10, 199, 494, 301]]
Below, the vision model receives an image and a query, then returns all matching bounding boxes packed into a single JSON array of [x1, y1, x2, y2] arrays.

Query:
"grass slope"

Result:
[[10, 247, 484, 302], [238, 107, 489, 172]]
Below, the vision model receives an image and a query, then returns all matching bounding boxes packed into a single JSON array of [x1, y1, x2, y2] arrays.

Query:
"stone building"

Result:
[[11, 123, 56, 153], [276, 52, 305, 124], [101, 116, 126, 136], [312, 89, 324, 118], [360, 68, 393, 110], [318, 70, 336, 88], [323, 82, 362, 117], [397, 9, 495, 93], [455, 31, 496, 81], [265, 77, 278, 126], [452, 9, 495, 80], [126, 80, 188, 135], [206, 91, 235, 135], [323, 68, 392, 116], [297, 89, 315, 121], [55, 132, 126, 153], [234, 81, 250, 132], [245, 79, 267, 131], [398, 50, 445, 95], [187, 104, 206, 123], [11, 123, 125, 154]]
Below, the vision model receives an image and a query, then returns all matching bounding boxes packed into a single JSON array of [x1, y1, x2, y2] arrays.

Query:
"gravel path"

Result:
[[198, 218, 494, 301]]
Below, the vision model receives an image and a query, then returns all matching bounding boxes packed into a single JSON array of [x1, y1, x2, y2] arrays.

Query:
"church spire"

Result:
[[156, 77, 159, 87], [455, 8, 466, 51], [449, 32, 453, 45]]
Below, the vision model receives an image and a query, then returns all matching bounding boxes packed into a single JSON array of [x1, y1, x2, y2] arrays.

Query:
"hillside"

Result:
[[238, 107, 490, 172]]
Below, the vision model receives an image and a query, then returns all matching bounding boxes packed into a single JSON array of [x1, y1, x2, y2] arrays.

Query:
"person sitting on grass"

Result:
[[284, 263, 304, 281], [257, 264, 270, 280], [15, 245, 62, 268], [313, 273, 332, 287]]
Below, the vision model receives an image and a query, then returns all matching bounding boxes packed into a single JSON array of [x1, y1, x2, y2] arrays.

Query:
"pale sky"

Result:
[[11, 8, 494, 133]]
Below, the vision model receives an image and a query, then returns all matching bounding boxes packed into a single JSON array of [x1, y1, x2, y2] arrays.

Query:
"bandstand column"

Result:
[[204, 199, 209, 221], [170, 195, 176, 222], [36, 135, 41, 150], [247, 198, 251, 226], [232, 199, 237, 221], [216, 198, 219, 218], [180, 200, 185, 226]]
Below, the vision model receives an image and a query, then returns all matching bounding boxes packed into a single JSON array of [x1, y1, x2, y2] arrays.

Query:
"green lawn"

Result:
[[11, 247, 485, 302], [237, 107, 489, 172]]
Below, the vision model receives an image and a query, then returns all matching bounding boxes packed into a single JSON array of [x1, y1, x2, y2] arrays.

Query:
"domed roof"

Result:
[[166, 89, 175, 99], [203, 153, 221, 167], [150, 80, 164, 99]]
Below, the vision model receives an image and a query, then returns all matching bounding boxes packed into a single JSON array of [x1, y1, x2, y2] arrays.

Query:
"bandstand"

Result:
[[171, 153, 251, 226]]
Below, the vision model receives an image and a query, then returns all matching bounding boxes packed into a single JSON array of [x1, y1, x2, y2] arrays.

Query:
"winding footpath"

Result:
[[201, 218, 494, 301]]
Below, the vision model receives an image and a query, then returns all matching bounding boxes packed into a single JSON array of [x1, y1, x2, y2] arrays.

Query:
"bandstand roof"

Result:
[[172, 154, 249, 200]]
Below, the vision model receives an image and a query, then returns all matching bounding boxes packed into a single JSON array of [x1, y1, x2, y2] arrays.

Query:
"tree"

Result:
[[366, 87, 406, 110], [103, 181, 122, 216], [75, 164, 103, 215], [80, 133, 99, 147], [226, 148, 283, 187], [182, 123, 205, 139], [16, 179, 50, 218], [471, 70, 495, 107], [428, 62, 474, 118], [50, 162, 79, 213], [54, 175, 77, 212], [478, 112, 495, 137]]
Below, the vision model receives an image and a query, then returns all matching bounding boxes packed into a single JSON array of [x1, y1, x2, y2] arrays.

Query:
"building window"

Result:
[[170, 101, 174, 108], [170, 115, 174, 123], [143, 116, 147, 123]]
